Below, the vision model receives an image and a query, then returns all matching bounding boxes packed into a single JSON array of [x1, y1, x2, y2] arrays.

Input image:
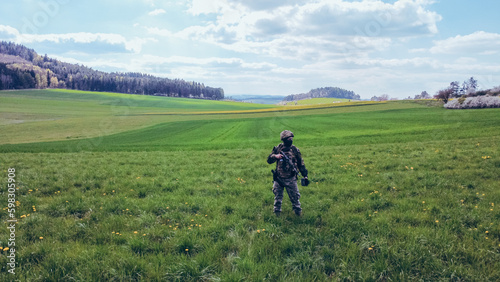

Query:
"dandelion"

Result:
[[143, 234, 146, 236], [134, 231, 138, 234], [368, 247, 373, 251], [39, 237, 43, 240], [257, 230, 260, 233], [485, 231, 489, 234], [435, 220, 439, 223], [3, 247, 9, 251], [185, 249, 189, 252]]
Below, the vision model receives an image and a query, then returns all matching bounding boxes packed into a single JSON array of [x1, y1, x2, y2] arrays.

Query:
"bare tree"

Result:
[[435, 87, 454, 103]]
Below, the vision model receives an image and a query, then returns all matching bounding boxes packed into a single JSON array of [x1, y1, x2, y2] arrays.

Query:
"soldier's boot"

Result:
[[294, 209, 302, 216], [274, 211, 281, 217]]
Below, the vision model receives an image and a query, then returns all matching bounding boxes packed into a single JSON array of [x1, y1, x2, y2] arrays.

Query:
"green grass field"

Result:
[[0, 90, 499, 280]]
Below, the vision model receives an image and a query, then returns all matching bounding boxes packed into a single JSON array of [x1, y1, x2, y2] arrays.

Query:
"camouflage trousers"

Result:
[[273, 177, 301, 213]]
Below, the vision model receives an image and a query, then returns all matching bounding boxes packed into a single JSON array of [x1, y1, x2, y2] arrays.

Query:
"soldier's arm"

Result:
[[295, 147, 308, 177], [267, 146, 279, 164]]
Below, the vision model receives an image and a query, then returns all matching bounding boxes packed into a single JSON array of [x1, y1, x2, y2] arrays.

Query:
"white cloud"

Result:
[[148, 9, 166, 16], [180, 0, 442, 60], [136, 54, 277, 70], [429, 31, 500, 55], [146, 27, 173, 37], [0, 25, 151, 54], [0, 25, 19, 37]]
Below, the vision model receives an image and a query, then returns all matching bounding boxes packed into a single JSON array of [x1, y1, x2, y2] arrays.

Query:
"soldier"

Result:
[[267, 130, 308, 217]]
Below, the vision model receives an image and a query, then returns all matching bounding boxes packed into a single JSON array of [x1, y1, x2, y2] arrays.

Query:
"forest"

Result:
[[0, 41, 224, 100], [282, 86, 360, 102]]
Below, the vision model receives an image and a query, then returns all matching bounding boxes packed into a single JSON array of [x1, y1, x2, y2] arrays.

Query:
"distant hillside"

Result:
[[0, 41, 224, 100], [229, 94, 285, 104], [283, 87, 359, 102], [282, 97, 351, 106]]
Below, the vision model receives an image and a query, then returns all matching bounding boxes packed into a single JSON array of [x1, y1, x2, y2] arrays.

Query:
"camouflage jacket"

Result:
[[267, 144, 308, 179]]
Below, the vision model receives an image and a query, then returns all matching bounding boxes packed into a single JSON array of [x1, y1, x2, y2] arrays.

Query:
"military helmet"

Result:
[[280, 130, 294, 140]]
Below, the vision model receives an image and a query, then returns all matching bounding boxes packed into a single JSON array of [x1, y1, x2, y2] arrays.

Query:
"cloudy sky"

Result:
[[1, 0, 499, 99]]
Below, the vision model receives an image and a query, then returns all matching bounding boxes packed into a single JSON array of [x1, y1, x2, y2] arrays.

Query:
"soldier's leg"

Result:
[[272, 181, 284, 214], [284, 179, 302, 215]]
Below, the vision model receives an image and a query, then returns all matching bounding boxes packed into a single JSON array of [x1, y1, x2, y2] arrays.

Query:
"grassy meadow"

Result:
[[0, 90, 499, 280]]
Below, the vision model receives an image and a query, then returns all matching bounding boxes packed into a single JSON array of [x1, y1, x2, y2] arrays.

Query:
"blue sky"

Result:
[[1, 0, 499, 99]]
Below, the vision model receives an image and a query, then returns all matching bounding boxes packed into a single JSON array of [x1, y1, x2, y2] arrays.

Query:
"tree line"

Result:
[[0, 41, 224, 100], [282, 87, 360, 102], [435, 77, 499, 103]]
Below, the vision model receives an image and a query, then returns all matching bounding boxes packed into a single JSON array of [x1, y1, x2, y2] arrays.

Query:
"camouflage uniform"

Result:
[[267, 130, 308, 216]]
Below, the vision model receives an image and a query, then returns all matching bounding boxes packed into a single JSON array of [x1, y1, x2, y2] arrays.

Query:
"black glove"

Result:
[[301, 177, 310, 186]]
